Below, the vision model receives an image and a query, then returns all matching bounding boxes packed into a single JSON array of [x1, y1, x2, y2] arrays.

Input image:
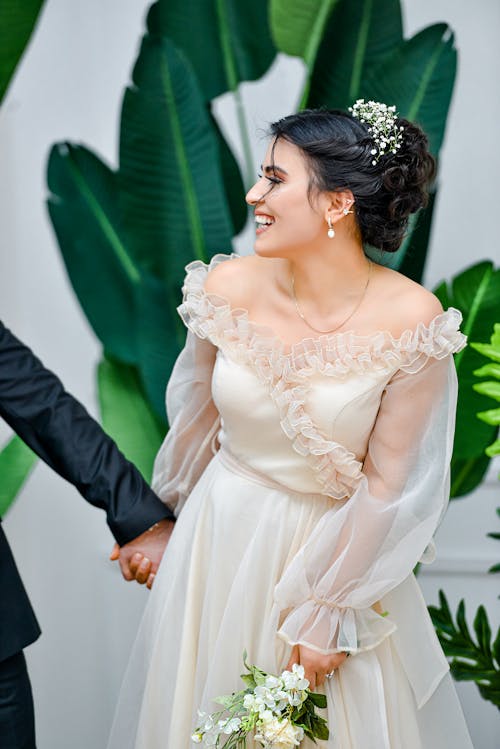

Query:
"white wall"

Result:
[[1, 1, 499, 747]]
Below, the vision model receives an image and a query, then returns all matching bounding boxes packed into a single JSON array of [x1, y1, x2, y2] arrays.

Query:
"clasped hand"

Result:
[[286, 644, 348, 691], [109, 518, 175, 589]]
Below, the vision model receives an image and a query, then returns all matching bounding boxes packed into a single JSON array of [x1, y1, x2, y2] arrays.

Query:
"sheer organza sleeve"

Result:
[[151, 330, 220, 516], [274, 354, 458, 655]]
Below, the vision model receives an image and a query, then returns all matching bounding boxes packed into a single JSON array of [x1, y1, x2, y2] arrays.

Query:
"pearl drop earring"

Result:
[[327, 216, 335, 239]]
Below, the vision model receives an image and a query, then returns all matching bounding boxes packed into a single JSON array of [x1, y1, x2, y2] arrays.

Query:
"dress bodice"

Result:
[[212, 352, 390, 496], [178, 253, 466, 500]]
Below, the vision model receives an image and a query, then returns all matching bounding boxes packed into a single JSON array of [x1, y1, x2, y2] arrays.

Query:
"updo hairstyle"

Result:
[[269, 109, 436, 253]]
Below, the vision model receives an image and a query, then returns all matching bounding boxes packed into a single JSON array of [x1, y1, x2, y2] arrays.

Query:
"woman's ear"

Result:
[[324, 190, 355, 223]]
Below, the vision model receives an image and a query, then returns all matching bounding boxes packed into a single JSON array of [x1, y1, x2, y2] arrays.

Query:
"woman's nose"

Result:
[[245, 180, 263, 206]]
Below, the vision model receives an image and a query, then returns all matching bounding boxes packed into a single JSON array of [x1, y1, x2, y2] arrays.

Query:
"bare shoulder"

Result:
[[371, 264, 443, 335], [204, 253, 268, 308]]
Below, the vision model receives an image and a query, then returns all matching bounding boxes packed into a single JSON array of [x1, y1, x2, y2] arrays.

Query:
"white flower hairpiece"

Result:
[[349, 98, 404, 165]]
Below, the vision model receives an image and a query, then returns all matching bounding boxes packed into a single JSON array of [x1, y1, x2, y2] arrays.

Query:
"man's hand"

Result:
[[109, 518, 175, 589]]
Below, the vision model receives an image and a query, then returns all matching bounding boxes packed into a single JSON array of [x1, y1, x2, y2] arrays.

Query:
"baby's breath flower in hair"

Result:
[[349, 99, 404, 165]]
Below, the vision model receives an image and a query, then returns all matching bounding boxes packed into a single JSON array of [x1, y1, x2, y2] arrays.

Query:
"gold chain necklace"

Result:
[[290, 260, 372, 335]]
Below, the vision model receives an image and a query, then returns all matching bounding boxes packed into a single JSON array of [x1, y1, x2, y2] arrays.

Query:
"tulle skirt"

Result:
[[107, 451, 473, 749]]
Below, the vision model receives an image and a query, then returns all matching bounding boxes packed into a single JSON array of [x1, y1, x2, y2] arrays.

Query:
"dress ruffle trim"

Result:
[[178, 253, 466, 500]]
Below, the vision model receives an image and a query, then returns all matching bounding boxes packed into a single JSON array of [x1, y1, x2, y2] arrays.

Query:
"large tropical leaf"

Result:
[[148, 0, 276, 100], [270, 0, 340, 68], [134, 272, 185, 419], [97, 357, 165, 482], [0, 435, 37, 516], [0, 0, 45, 104], [361, 24, 457, 154], [434, 261, 500, 497], [210, 110, 248, 236], [306, 0, 403, 111], [118, 35, 234, 286], [47, 144, 139, 365]]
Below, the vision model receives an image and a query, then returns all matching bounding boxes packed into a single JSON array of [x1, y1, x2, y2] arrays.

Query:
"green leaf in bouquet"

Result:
[[307, 691, 327, 708], [148, 0, 276, 100], [0, 435, 38, 516], [313, 717, 330, 741]]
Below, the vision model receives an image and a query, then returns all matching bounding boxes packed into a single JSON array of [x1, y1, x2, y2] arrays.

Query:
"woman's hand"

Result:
[[285, 644, 348, 691]]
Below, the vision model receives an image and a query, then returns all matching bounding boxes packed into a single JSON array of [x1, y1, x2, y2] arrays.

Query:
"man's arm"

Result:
[[0, 321, 174, 578]]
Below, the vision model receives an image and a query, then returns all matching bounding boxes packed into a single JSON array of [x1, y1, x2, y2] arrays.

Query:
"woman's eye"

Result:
[[257, 173, 282, 185]]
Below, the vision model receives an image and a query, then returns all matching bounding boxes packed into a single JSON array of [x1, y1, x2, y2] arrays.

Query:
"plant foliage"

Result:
[[434, 262, 500, 497], [429, 592, 500, 708]]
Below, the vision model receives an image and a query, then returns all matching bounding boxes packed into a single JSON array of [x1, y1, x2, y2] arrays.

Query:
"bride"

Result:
[[107, 102, 473, 748]]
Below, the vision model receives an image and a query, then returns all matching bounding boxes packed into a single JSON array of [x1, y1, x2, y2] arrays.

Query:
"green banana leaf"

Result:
[[434, 261, 500, 497], [0, 435, 37, 516], [118, 35, 234, 284], [270, 0, 340, 69], [361, 24, 457, 155], [210, 110, 248, 236], [148, 0, 276, 100], [0, 0, 45, 104], [47, 144, 139, 365], [306, 0, 403, 111], [48, 31, 238, 420], [97, 357, 165, 482]]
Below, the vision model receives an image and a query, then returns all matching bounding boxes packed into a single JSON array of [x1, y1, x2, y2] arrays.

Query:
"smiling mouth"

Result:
[[254, 215, 275, 235]]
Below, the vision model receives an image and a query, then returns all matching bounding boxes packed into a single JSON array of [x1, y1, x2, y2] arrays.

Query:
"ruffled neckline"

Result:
[[177, 253, 466, 500], [178, 252, 466, 375]]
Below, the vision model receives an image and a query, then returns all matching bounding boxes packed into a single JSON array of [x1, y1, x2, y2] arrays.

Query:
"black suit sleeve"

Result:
[[0, 321, 174, 545]]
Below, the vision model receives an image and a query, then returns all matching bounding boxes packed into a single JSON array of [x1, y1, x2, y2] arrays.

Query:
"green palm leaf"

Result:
[[434, 261, 500, 497], [361, 24, 457, 154], [47, 144, 139, 364], [0, 0, 45, 104], [118, 35, 234, 285], [306, 0, 403, 111], [98, 357, 165, 482], [0, 435, 37, 516], [270, 0, 340, 69], [148, 0, 276, 100]]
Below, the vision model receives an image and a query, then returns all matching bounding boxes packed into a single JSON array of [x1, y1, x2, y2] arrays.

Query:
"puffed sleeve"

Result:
[[151, 330, 220, 516], [274, 354, 459, 655]]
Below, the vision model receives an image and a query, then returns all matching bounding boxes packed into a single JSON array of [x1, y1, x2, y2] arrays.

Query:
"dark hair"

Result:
[[269, 108, 436, 253]]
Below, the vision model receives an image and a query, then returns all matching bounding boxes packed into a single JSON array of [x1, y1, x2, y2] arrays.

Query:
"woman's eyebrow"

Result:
[[261, 164, 289, 176]]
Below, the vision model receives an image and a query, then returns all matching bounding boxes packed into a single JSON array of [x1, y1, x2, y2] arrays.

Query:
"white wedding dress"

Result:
[[107, 253, 474, 749]]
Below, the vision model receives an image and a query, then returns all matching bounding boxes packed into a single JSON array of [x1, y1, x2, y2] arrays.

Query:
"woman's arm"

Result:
[[275, 355, 457, 662]]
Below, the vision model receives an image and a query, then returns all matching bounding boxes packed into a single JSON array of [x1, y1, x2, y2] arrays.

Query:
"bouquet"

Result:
[[192, 652, 329, 748]]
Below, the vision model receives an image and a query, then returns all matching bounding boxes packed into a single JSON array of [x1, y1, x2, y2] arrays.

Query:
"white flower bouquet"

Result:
[[192, 652, 329, 748]]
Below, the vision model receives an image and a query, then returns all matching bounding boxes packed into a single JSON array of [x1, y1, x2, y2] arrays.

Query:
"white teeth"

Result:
[[255, 215, 274, 225]]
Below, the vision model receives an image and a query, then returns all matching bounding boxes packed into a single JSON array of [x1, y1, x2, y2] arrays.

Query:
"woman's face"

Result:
[[245, 138, 328, 258]]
